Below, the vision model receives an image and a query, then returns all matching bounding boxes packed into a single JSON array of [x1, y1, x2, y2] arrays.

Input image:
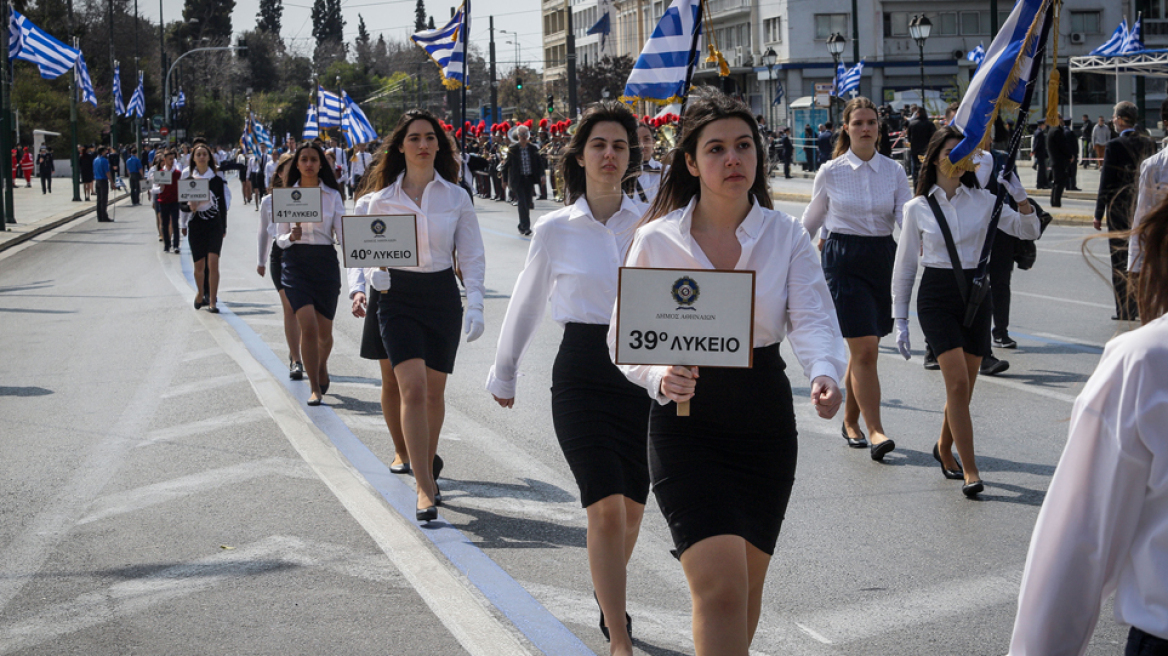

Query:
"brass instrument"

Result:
[[656, 123, 677, 161]]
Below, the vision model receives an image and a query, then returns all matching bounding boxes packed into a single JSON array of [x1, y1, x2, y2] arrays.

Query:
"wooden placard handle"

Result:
[[677, 401, 690, 417]]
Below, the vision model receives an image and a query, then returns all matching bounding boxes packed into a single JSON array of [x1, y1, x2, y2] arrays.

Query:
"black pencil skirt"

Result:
[[649, 344, 798, 558], [280, 244, 341, 321], [821, 233, 896, 339], [917, 267, 992, 359], [268, 241, 285, 293], [187, 216, 224, 263], [360, 287, 389, 361], [377, 268, 462, 373], [551, 323, 652, 508]]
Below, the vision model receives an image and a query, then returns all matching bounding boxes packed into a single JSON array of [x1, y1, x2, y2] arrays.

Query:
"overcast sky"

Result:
[[135, 0, 544, 72]]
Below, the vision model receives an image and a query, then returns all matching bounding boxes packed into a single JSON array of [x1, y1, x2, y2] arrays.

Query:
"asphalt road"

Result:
[[0, 180, 1135, 655]]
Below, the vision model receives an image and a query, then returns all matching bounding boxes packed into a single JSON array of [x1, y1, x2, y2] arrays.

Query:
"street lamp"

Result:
[[763, 47, 778, 133], [164, 45, 245, 142], [826, 33, 846, 127], [909, 15, 932, 116]]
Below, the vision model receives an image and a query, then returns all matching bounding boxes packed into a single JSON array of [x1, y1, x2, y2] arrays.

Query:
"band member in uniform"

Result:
[[611, 88, 846, 655], [801, 97, 912, 459], [353, 109, 486, 522], [488, 101, 647, 654], [633, 123, 665, 205], [180, 144, 232, 313], [257, 153, 304, 380], [892, 126, 1041, 497], [275, 143, 347, 406]]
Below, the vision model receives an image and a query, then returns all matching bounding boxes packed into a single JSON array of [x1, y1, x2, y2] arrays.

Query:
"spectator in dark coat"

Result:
[[1032, 120, 1049, 189], [906, 107, 935, 185], [1048, 120, 1073, 207], [817, 123, 833, 169]]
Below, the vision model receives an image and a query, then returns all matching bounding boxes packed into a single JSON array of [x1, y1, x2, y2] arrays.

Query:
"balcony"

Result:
[[706, 0, 749, 18]]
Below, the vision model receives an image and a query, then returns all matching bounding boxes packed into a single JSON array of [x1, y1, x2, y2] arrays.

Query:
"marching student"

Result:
[[1007, 196, 1168, 656], [633, 123, 665, 204], [610, 88, 846, 656], [256, 153, 304, 381], [180, 144, 232, 312], [353, 109, 486, 523], [801, 96, 912, 460], [892, 126, 1041, 498], [274, 143, 346, 406], [251, 147, 268, 210], [156, 150, 182, 253], [487, 101, 648, 654], [350, 142, 372, 197]]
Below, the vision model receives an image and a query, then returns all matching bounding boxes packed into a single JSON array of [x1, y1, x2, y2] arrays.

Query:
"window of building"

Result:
[[764, 17, 782, 43], [937, 13, 958, 36], [815, 13, 848, 40], [884, 12, 909, 37], [961, 11, 981, 35], [1069, 11, 1101, 34]]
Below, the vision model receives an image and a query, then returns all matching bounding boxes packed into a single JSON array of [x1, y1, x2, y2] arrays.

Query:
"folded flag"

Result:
[[113, 63, 125, 116], [127, 72, 145, 117], [76, 54, 97, 107]]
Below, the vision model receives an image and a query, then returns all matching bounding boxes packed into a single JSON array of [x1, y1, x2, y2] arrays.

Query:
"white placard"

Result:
[[177, 178, 210, 203], [151, 170, 171, 185], [340, 214, 420, 268], [614, 267, 755, 368], [272, 187, 323, 223]]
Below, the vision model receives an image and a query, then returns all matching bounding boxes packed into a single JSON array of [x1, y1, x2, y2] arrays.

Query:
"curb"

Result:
[[0, 193, 130, 254]]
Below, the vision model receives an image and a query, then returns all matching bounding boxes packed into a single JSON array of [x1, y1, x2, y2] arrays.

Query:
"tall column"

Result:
[[565, 0, 577, 119]]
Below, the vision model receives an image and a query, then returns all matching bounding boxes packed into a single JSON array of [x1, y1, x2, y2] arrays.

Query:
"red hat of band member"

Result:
[[456, 128, 462, 138], [465, 120, 471, 128], [525, 119, 534, 128], [539, 118, 548, 128]]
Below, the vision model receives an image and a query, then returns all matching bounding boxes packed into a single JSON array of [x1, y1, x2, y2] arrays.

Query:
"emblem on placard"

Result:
[[370, 219, 386, 235], [291, 190, 302, 201], [187, 180, 197, 189], [672, 276, 699, 309]]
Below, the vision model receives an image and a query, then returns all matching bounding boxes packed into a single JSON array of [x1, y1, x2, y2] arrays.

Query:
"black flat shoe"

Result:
[[194, 297, 204, 310], [307, 394, 322, 407], [390, 461, 411, 474], [416, 506, 438, 522], [841, 423, 868, 448], [207, 306, 220, 314], [289, 361, 304, 381], [433, 454, 444, 480], [962, 480, 984, 498], [869, 438, 896, 461], [932, 442, 964, 480], [594, 592, 632, 642]]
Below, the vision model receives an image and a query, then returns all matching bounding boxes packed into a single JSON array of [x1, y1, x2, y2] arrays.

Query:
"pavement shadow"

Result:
[[0, 386, 53, 396], [633, 639, 690, 656], [437, 501, 587, 550], [95, 560, 299, 580], [0, 280, 54, 294], [1001, 368, 1088, 389], [0, 307, 76, 314], [439, 477, 577, 505], [965, 480, 1048, 507]]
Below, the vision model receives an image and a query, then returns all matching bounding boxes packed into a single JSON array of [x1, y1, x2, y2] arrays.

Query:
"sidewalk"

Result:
[[770, 159, 1100, 223], [0, 179, 130, 252]]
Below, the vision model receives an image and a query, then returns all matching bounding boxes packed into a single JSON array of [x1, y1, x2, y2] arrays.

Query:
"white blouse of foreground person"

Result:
[[1008, 314, 1168, 655]]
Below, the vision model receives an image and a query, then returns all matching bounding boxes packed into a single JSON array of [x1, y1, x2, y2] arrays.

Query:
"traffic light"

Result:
[[547, 95, 554, 114], [516, 78, 523, 90]]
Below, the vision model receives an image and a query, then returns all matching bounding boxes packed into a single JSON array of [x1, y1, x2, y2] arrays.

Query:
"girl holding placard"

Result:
[[180, 144, 231, 313], [275, 143, 347, 407], [611, 88, 847, 656], [488, 101, 648, 653], [256, 153, 304, 381], [353, 109, 486, 523]]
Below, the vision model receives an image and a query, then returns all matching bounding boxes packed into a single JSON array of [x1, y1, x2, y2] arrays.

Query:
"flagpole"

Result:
[[71, 38, 82, 202], [0, 0, 12, 226], [461, 0, 469, 153], [679, 0, 706, 111]]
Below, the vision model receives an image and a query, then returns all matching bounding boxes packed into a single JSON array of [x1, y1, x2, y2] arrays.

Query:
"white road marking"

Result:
[[160, 372, 248, 398], [137, 407, 270, 447], [180, 346, 223, 362], [1012, 290, 1113, 310], [77, 458, 316, 525]]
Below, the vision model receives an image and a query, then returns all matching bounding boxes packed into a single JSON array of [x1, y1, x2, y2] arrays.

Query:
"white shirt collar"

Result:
[[843, 149, 880, 172], [567, 194, 642, 224], [929, 183, 973, 203], [677, 197, 765, 239]]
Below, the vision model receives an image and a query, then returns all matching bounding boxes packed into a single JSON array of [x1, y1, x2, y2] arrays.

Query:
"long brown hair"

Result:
[[186, 143, 218, 174], [559, 100, 642, 205], [1133, 203, 1168, 322], [285, 142, 342, 192], [833, 97, 881, 159], [643, 87, 773, 223], [914, 125, 979, 196], [270, 152, 294, 189], [357, 109, 459, 198]]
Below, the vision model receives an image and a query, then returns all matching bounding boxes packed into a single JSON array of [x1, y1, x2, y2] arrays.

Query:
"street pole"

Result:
[[917, 42, 926, 116], [71, 37, 81, 202], [109, 0, 117, 152], [133, 0, 140, 156], [1, 0, 14, 226], [460, 0, 470, 152], [565, 0, 577, 120], [830, 51, 840, 128], [851, 0, 859, 66], [489, 16, 497, 125]]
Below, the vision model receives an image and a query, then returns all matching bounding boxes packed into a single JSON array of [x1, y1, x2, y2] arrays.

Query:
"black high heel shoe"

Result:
[[962, 480, 984, 498], [416, 505, 438, 522], [932, 443, 964, 480], [594, 592, 632, 642], [390, 461, 411, 474], [841, 423, 868, 448]]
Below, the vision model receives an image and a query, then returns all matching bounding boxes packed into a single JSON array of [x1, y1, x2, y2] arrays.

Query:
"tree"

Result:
[[238, 30, 280, 93], [372, 34, 390, 76], [498, 66, 544, 121], [414, 0, 426, 32], [311, 0, 344, 48], [180, 0, 235, 41], [577, 55, 635, 106], [256, 0, 282, 35], [355, 15, 372, 72], [427, 16, 435, 30]]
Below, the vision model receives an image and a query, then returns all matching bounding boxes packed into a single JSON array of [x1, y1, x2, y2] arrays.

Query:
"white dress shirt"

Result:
[[608, 198, 847, 404], [801, 149, 913, 238], [350, 171, 486, 308], [486, 194, 647, 399], [274, 183, 346, 249], [635, 160, 665, 204], [179, 166, 233, 229], [892, 185, 1041, 320], [1008, 314, 1168, 655], [1130, 146, 1168, 272], [264, 159, 278, 189], [257, 195, 275, 266], [351, 151, 372, 178], [247, 155, 260, 175]]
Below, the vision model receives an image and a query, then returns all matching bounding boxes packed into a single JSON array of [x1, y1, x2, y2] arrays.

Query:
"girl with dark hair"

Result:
[[180, 143, 232, 313], [257, 153, 304, 380], [488, 100, 646, 654], [1008, 194, 1168, 655], [892, 126, 1040, 497], [352, 109, 486, 522], [274, 142, 347, 406], [801, 96, 913, 459], [612, 87, 847, 654]]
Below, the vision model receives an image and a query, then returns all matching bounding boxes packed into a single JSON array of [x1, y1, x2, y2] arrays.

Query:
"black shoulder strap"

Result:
[[925, 193, 969, 304]]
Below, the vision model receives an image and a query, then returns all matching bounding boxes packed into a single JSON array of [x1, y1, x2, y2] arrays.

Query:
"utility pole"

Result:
[[108, 0, 118, 152], [851, 0, 859, 65], [134, 0, 140, 156], [489, 16, 498, 125], [565, 0, 577, 119], [69, 0, 81, 202], [1, 0, 13, 225]]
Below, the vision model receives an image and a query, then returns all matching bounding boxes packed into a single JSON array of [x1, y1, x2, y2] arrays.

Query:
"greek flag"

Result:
[[342, 91, 378, 146], [621, 0, 702, 105], [1121, 15, 1143, 53], [254, 120, 273, 148], [1091, 20, 1128, 56], [832, 61, 846, 95], [127, 72, 145, 117], [302, 104, 320, 140], [967, 43, 985, 67], [772, 80, 784, 106], [113, 63, 125, 116], [317, 87, 342, 128], [76, 54, 97, 107], [949, 0, 1048, 169], [173, 89, 186, 109], [837, 61, 863, 96], [8, 9, 80, 79], [411, 4, 466, 89]]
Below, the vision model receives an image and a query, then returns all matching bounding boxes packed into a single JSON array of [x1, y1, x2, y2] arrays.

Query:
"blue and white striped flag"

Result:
[[621, 0, 702, 105], [317, 87, 342, 129], [75, 54, 97, 106], [1091, 20, 1128, 56], [832, 61, 846, 95], [127, 72, 145, 117], [772, 79, 784, 106], [966, 43, 985, 67], [8, 9, 80, 79], [173, 89, 186, 109], [838, 60, 863, 96], [587, 0, 613, 56], [112, 64, 126, 116], [949, 0, 1048, 170], [253, 119, 273, 148], [302, 104, 320, 140], [410, 4, 466, 89], [1121, 15, 1143, 54], [342, 91, 378, 146]]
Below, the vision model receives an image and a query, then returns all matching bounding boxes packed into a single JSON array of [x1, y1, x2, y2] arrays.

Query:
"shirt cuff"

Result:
[[485, 367, 516, 399], [807, 361, 841, 387], [276, 235, 292, 249], [648, 368, 670, 405]]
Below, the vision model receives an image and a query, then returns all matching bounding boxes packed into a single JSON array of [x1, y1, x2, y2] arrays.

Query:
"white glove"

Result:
[[895, 319, 911, 360], [997, 171, 1028, 204], [370, 269, 392, 292], [464, 307, 484, 342]]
